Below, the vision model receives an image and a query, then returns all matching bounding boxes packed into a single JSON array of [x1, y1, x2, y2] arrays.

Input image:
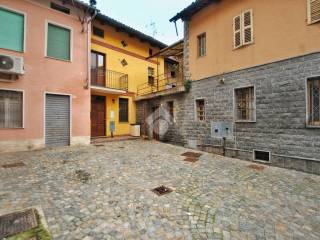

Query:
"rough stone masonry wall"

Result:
[[136, 53, 320, 175]]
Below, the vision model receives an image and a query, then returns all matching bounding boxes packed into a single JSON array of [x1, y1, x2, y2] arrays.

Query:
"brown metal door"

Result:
[[91, 96, 106, 137]]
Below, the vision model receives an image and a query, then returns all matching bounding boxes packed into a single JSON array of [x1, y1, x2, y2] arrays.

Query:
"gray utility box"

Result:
[[211, 122, 234, 139]]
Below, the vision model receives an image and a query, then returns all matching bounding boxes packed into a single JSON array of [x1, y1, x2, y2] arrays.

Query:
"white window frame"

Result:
[[43, 91, 72, 144], [197, 33, 206, 57], [233, 85, 256, 123], [0, 88, 25, 129], [0, 4, 27, 53], [194, 98, 206, 122], [305, 76, 320, 128], [44, 20, 73, 62]]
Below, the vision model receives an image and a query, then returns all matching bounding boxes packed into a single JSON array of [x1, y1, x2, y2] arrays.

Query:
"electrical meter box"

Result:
[[211, 122, 233, 139]]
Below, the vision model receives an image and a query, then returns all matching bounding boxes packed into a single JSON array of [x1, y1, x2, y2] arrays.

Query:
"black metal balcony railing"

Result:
[[137, 71, 184, 96], [91, 68, 128, 91]]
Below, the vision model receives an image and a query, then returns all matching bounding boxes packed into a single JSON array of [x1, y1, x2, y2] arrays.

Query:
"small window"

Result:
[[167, 101, 174, 121], [196, 99, 205, 121], [148, 67, 155, 85], [149, 48, 153, 56], [254, 150, 270, 162], [47, 23, 71, 61], [307, 0, 320, 24], [0, 7, 25, 52], [235, 86, 255, 121], [50, 2, 70, 15], [233, 10, 253, 49], [197, 33, 206, 57], [93, 26, 104, 38], [119, 98, 129, 123], [0, 90, 23, 128], [307, 77, 320, 126]]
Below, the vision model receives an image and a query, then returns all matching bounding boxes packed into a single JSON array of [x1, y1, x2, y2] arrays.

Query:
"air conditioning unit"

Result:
[[0, 54, 24, 75]]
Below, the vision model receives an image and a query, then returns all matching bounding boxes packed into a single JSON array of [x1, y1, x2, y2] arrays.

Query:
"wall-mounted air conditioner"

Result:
[[0, 54, 24, 75]]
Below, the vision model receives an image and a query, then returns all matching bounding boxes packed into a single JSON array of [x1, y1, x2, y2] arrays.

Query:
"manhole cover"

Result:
[[151, 186, 173, 196], [0, 209, 39, 239], [248, 164, 265, 171], [181, 152, 202, 158], [184, 157, 199, 163], [2, 162, 26, 169]]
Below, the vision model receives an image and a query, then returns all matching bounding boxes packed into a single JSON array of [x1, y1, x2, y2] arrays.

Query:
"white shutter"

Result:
[[233, 15, 242, 49], [242, 10, 253, 45], [308, 0, 320, 24]]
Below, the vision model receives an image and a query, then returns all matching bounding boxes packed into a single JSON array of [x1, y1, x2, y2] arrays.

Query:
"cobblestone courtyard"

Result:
[[0, 140, 319, 240]]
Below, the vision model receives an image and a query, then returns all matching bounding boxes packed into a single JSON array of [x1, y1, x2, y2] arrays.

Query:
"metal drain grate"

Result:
[[151, 186, 173, 196], [93, 144, 105, 147], [184, 157, 199, 163], [2, 162, 26, 169], [181, 152, 202, 158], [0, 209, 39, 239], [248, 164, 265, 171]]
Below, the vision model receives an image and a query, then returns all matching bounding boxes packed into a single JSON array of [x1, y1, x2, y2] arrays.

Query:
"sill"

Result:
[[0, 127, 24, 130], [197, 55, 206, 58], [235, 120, 256, 123], [0, 47, 24, 54], [306, 125, 320, 129], [253, 159, 271, 164], [307, 20, 320, 26], [45, 56, 71, 63], [119, 122, 129, 124]]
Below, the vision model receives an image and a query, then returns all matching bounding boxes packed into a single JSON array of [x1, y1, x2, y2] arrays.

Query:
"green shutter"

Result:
[[0, 7, 24, 52], [47, 23, 71, 61]]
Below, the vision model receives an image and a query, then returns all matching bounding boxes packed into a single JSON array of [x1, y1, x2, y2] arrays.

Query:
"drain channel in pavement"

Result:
[[2, 161, 26, 169], [0, 209, 39, 239], [151, 186, 173, 196]]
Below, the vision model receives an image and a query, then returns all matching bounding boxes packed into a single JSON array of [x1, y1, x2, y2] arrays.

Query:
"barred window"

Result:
[[197, 33, 206, 57], [119, 98, 128, 123], [196, 99, 205, 121], [307, 77, 320, 126], [0, 90, 23, 128], [235, 86, 255, 121]]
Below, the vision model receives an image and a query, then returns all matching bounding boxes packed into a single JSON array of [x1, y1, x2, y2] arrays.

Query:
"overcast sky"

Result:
[[84, 0, 194, 45]]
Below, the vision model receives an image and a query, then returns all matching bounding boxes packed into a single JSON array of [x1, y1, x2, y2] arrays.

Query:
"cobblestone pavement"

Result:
[[0, 140, 319, 240]]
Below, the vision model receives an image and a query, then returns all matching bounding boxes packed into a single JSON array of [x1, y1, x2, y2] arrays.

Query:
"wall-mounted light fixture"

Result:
[[121, 40, 128, 47], [121, 59, 128, 67]]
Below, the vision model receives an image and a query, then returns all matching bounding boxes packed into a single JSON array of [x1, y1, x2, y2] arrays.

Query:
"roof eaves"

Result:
[[96, 13, 167, 49], [170, 0, 220, 22]]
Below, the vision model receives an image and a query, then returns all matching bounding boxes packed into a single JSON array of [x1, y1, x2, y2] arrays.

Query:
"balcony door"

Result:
[[91, 51, 106, 87]]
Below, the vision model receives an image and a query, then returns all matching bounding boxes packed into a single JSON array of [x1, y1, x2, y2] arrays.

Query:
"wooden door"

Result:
[[91, 51, 106, 87], [91, 96, 106, 137]]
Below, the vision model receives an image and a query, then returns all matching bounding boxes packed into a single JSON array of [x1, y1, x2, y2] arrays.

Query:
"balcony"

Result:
[[91, 68, 128, 94], [136, 71, 185, 101]]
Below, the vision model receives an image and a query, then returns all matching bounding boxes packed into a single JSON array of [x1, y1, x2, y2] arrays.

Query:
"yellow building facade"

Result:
[[90, 14, 166, 137]]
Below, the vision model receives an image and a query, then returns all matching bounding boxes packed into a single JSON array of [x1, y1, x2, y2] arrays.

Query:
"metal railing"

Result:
[[137, 71, 184, 96], [91, 68, 128, 91]]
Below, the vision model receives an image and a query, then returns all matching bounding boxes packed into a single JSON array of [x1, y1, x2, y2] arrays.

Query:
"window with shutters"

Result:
[[119, 98, 129, 123], [0, 7, 25, 52], [197, 33, 206, 57], [234, 86, 256, 122], [195, 99, 205, 121], [307, 0, 320, 24], [46, 22, 72, 61], [233, 10, 253, 49], [0, 90, 23, 128], [307, 77, 320, 126], [148, 67, 155, 85]]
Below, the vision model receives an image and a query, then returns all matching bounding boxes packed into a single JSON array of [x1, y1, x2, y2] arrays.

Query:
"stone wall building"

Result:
[[136, 0, 320, 175]]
